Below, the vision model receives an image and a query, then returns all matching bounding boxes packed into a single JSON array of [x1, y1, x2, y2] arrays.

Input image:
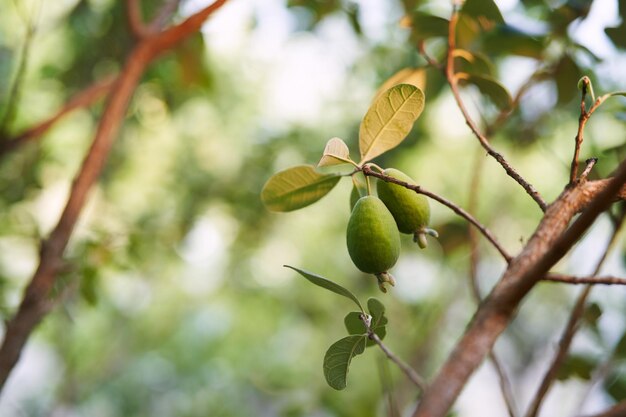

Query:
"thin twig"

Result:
[[361, 165, 513, 263], [524, 212, 625, 417], [127, 0, 149, 38], [149, 0, 181, 32], [0, 0, 229, 393], [542, 273, 626, 285], [580, 158, 598, 181], [417, 40, 442, 70], [570, 81, 611, 185], [370, 332, 428, 392], [444, 11, 547, 212], [0, 76, 117, 158]]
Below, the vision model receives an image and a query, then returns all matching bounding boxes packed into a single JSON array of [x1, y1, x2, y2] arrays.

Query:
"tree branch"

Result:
[[127, 0, 149, 38], [525, 213, 624, 417], [412, 156, 626, 417], [0, 76, 117, 158], [444, 11, 547, 212], [0, 0, 229, 393], [542, 273, 626, 285], [361, 165, 512, 263]]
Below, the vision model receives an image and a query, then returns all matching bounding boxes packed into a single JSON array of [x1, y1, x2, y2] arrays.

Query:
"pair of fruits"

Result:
[[346, 168, 435, 292]]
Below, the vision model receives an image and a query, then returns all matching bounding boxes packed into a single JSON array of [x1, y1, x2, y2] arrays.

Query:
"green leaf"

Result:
[[613, 333, 626, 360], [318, 137, 353, 167], [359, 84, 425, 163], [610, 91, 626, 98], [285, 265, 364, 312], [555, 55, 582, 105], [323, 335, 367, 390], [481, 25, 546, 59], [461, 0, 504, 25], [367, 298, 387, 345], [556, 354, 596, 381], [373, 67, 426, 103], [605, 368, 626, 401], [606, 23, 626, 49], [261, 165, 341, 212], [409, 12, 449, 40], [344, 312, 367, 335], [458, 73, 512, 110], [453, 50, 495, 76]]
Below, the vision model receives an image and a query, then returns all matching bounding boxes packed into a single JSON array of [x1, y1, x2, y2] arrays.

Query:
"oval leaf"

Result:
[[284, 265, 364, 312], [359, 84, 425, 163], [461, 0, 504, 25], [453, 50, 495, 76], [458, 73, 512, 110], [373, 68, 427, 103], [323, 335, 367, 390], [344, 312, 367, 335], [408, 12, 450, 41], [366, 298, 387, 346], [261, 165, 341, 212], [318, 137, 352, 167]]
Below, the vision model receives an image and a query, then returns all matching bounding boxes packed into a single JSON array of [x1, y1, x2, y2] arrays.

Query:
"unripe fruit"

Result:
[[346, 196, 400, 292], [376, 168, 437, 249]]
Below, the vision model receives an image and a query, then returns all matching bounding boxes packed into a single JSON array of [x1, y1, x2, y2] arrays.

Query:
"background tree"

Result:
[[0, 0, 626, 416]]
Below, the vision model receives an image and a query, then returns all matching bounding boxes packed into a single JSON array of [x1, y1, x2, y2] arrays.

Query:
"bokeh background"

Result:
[[1, 0, 626, 416]]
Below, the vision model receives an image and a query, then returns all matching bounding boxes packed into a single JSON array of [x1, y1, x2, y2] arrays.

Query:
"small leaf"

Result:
[[373, 68, 426, 103], [556, 354, 596, 381], [359, 84, 425, 163], [409, 12, 450, 40], [461, 0, 504, 25], [453, 50, 495, 76], [285, 265, 364, 312], [367, 298, 387, 345], [458, 73, 512, 110], [555, 55, 582, 105], [344, 312, 367, 335], [614, 332, 626, 360], [610, 91, 626, 98], [481, 25, 546, 59], [261, 165, 341, 212], [323, 335, 367, 390], [318, 137, 353, 167]]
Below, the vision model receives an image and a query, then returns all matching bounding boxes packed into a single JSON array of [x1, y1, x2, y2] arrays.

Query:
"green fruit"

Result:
[[376, 168, 437, 249], [346, 196, 400, 292]]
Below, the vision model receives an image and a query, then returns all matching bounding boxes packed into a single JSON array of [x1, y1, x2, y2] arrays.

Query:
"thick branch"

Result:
[[412, 158, 626, 417], [526, 214, 625, 417], [444, 11, 547, 212], [0, 0, 229, 392], [0, 76, 116, 158], [361, 165, 512, 262]]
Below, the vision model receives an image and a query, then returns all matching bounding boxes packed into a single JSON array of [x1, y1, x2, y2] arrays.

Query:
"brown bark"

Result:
[[0, 0, 229, 392], [412, 161, 626, 417]]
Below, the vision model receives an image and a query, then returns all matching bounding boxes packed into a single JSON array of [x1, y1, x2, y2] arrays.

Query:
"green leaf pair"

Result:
[[285, 266, 388, 390], [261, 84, 425, 212]]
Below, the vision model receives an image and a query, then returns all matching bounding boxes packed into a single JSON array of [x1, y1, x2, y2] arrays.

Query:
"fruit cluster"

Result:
[[347, 168, 437, 292]]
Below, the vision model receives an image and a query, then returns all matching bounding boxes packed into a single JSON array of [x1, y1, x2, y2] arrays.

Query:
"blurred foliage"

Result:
[[0, 0, 625, 416]]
